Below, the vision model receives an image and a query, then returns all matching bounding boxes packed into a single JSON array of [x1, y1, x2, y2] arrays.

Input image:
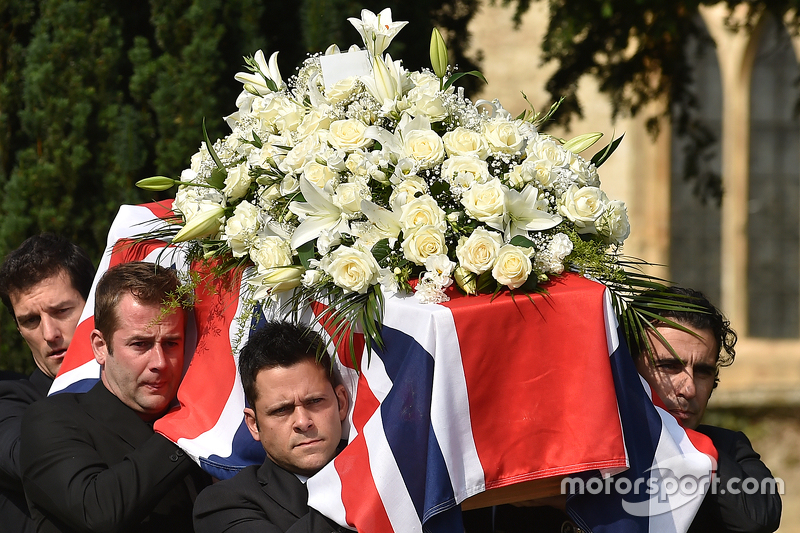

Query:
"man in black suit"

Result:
[[0, 234, 94, 532], [193, 321, 349, 533], [20, 261, 209, 532], [632, 287, 781, 533]]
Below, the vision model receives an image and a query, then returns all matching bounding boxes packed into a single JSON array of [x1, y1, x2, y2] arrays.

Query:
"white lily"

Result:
[[360, 199, 402, 240], [288, 177, 350, 249], [348, 8, 408, 58], [503, 184, 562, 240], [361, 54, 404, 111], [234, 50, 285, 95]]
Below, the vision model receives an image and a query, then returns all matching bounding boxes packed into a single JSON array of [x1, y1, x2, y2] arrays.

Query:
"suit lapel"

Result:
[[257, 459, 310, 519], [81, 383, 154, 449]]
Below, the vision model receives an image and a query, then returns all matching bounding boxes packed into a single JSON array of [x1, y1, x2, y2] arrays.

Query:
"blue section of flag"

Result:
[[201, 420, 265, 480], [567, 326, 658, 532], [377, 326, 459, 529], [53, 378, 97, 395]]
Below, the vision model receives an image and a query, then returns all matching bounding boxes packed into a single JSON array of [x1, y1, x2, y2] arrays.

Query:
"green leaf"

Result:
[[252, 130, 263, 149], [208, 167, 226, 189], [371, 239, 391, 265], [202, 118, 224, 170], [591, 132, 625, 167], [430, 180, 451, 197], [296, 240, 315, 268], [443, 70, 488, 91], [509, 235, 535, 248]]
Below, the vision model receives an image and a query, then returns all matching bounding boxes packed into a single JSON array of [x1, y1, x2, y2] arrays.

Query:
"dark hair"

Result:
[[0, 234, 95, 320], [94, 262, 185, 341], [632, 286, 737, 385], [239, 321, 334, 407]]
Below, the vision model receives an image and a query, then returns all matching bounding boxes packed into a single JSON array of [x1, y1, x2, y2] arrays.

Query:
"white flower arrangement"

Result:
[[138, 7, 645, 359]]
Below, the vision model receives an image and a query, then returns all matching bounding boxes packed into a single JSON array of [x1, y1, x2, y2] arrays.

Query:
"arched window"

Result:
[[670, 18, 722, 306], [747, 14, 800, 338]]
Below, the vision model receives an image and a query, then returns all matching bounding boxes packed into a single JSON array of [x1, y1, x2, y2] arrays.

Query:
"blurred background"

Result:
[[1, 1, 797, 528]]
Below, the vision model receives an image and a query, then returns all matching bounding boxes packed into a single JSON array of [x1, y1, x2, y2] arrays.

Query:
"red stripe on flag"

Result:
[[649, 385, 719, 465], [444, 273, 628, 488], [351, 373, 380, 435], [310, 301, 365, 370], [109, 238, 177, 268], [139, 200, 177, 220], [156, 264, 243, 440], [334, 434, 395, 533], [57, 319, 96, 375]]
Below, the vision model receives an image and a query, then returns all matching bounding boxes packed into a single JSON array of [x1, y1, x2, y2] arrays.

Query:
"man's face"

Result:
[[245, 358, 348, 476], [91, 294, 185, 421], [10, 270, 86, 379], [635, 322, 718, 430]]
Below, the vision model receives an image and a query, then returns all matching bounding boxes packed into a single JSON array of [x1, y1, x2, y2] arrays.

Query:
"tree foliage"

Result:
[[0, 0, 481, 372], [499, 0, 800, 203]]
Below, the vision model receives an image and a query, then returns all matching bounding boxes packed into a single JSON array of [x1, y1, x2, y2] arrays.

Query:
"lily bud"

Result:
[[172, 206, 225, 243], [430, 28, 448, 79], [243, 83, 261, 96], [136, 176, 176, 191], [454, 266, 477, 295], [259, 266, 305, 292], [562, 132, 603, 154]]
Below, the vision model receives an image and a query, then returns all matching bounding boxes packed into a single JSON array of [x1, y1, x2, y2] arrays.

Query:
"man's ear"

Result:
[[90, 329, 108, 365], [244, 407, 260, 442], [335, 384, 348, 422]]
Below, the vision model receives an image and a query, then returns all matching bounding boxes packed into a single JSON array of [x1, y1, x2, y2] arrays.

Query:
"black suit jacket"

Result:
[[690, 425, 781, 533], [0, 369, 52, 533], [193, 458, 345, 533], [20, 381, 209, 533]]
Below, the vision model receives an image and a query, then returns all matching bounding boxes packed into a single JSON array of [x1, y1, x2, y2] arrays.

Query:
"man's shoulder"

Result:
[[695, 424, 749, 445], [0, 374, 47, 405], [201, 465, 262, 498]]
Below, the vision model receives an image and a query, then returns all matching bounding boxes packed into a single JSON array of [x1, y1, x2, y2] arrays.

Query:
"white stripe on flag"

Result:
[[362, 409, 423, 533]]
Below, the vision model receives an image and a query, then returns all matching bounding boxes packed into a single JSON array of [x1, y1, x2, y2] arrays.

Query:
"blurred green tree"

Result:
[[0, 0, 481, 372]]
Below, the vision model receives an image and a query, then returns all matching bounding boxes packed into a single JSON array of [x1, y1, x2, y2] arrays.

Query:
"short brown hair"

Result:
[[239, 321, 335, 408], [94, 262, 186, 341]]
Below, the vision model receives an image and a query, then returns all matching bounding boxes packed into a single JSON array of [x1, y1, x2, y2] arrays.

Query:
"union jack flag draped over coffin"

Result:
[[53, 203, 716, 533]]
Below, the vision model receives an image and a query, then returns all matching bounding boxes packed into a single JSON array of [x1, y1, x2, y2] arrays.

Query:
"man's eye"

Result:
[[56, 307, 72, 315], [19, 317, 39, 329]]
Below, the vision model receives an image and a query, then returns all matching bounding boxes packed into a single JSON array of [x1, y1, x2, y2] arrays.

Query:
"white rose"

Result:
[[333, 181, 369, 214], [557, 185, 608, 234], [406, 75, 447, 121], [190, 150, 206, 174], [254, 94, 303, 131], [529, 158, 558, 188], [250, 236, 293, 273], [223, 162, 253, 200], [492, 244, 533, 289], [303, 160, 338, 190], [455, 227, 503, 274], [482, 118, 526, 155], [328, 119, 371, 151], [321, 245, 380, 294], [398, 194, 445, 232], [174, 187, 225, 219], [325, 76, 360, 104], [441, 156, 491, 188], [403, 129, 445, 169], [280, 135, 320, 174], [597, 200, 630, 245], [223, 201, 260, 257], [401, 225, 447, 265], [528, 135, 569, 167], [296, 110, 331, 140], [389, 175, 429, 207], [460, 178, 505, 228], [442, 127, 488, 159]]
